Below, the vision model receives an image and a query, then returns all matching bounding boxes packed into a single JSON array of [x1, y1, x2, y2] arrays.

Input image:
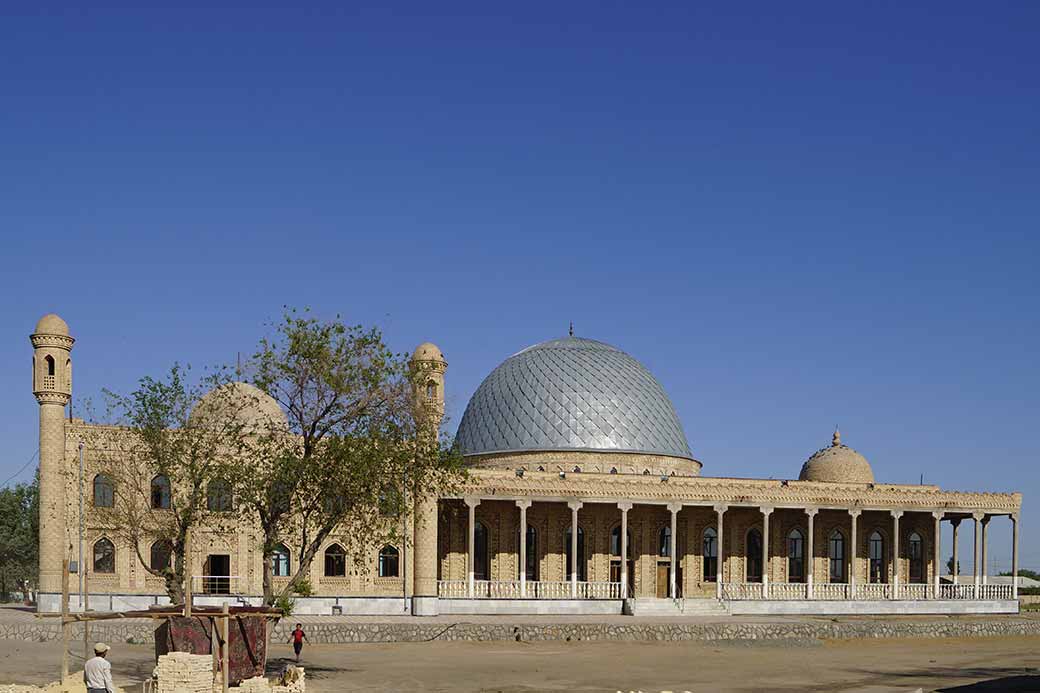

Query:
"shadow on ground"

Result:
[[938, 675, 1040, 691], [265, 655, 355, 680]]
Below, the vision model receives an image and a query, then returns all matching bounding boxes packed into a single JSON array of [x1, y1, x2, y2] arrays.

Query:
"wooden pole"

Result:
[[211, 615, 219, 684], [221, 602, 230, 693], [83, 568, 90, 664], [184, 530, 192, 618], [61, 559, 70, 681]]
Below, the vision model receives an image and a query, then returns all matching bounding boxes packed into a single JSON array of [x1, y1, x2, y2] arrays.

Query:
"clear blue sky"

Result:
[[1, 3, 1037, 572]]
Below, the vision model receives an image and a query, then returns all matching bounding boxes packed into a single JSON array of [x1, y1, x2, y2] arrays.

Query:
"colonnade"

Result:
[[448, 497, 1020, 601]]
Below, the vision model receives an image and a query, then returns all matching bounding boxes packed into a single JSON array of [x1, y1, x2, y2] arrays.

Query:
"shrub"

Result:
[[291, 578, 314, 597], [274, 593, 296, 616]]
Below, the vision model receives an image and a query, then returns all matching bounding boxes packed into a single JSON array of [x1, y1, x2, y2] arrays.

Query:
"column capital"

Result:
[[567, 500, 583, 511], [713, 504, 728, 514], [890, 510, 904, 519], [972, 511, 986, 521], [666, 501, 682, 514], [804, 507, 819, 518], [515, 499, 532, 510], [760, 506, 774, 517], [981, 515, 992, 526], [1011, 513, 1019, 523], [464, 497, 481, 509], [848, 508, 862, 518], [617, 501, 633, 512], [932, 510, 944, 520]]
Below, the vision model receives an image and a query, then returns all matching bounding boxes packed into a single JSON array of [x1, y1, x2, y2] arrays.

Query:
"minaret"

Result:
[[409, 342, 446, 616], [31, 314, 74, 610]]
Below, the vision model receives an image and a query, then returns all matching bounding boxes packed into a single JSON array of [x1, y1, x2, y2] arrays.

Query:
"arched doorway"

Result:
[[746, 529, 763, 583]]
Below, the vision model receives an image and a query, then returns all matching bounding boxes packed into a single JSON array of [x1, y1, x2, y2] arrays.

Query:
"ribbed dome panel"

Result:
[[456, 337, 693, 459]]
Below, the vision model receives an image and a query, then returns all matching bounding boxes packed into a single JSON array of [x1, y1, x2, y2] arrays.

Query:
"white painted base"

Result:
[[412, 596, 439, 616], [291, 597, 412, 616], [439, 599, 623, 615], [726, 600, 1020, 615]]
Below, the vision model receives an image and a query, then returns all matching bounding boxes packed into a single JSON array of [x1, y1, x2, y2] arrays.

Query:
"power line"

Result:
[[1, 449, 39, 488]]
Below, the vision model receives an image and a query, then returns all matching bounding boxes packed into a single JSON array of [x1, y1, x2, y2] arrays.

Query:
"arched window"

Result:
[[788, 528, 805, 582], [610, 525, 632, 559], [829, 530, 846, 583], [703, 527, 718, 582], [45, 355, 55, 377], [517, 525, 538, 581], [93, 538, 115, 574], [474, 521, 489, 581], [572, 466, 581, 473], [746, 529, 763, 582], [658, 526, 672, 558], [324, 544, 346, 577], [564, 526, 586, 581], [272, 544, 290, 577], [93, 474, 114, 508], [150, 540, 172, 572], [151, 475, 171, 510], [378, 545, 400, 577], [869, 530, 886, 583], [609, 467, 618, 474], [908, 532, 924, 583], [207, 480, 233, 512], [425, 381, 437, 399]]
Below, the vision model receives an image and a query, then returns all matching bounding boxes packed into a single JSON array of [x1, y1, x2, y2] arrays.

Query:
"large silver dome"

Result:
[[455, 336, 693, 460]]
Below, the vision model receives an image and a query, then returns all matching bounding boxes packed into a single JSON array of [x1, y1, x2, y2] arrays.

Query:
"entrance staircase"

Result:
[[624, 598, 728, 617]]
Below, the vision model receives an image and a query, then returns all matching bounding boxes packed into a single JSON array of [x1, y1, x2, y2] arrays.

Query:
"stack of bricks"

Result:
[[153, 652, 213, 693]]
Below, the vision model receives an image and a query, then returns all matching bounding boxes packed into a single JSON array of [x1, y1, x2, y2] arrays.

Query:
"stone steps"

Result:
[[624, 598, 728, 616]]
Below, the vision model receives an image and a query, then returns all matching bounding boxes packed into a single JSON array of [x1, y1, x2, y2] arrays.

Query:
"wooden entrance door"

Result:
[[656, 563, 670, 598]]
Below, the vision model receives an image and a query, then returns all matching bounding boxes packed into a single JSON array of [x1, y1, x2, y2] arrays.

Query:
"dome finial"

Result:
[[569, 321, 573, 337], [832, 426, 841, 447]]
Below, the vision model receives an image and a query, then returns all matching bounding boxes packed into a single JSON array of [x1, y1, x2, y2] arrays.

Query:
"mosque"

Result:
[[32, 314, 1022, 615]]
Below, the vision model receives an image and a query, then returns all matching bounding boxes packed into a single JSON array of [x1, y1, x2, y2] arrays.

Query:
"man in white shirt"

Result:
[[83, 642, 115, 693]]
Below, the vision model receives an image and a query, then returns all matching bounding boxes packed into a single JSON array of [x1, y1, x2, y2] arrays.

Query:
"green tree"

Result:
[[0, 475, 38, 603], [232, 309, 465, 605], [946, 556, 961, 576], [90, 365, 248, 602], [998, 569, 1040, 581]]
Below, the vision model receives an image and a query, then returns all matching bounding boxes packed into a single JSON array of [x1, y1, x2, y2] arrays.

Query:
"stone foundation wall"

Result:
[[4, 616, 1039, 646]]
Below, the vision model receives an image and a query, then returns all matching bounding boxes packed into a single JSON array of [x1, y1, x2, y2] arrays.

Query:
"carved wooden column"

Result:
[[1012, 514, 1019, 600], [932, 511, 943, 599], [951, 518, 961, 585], [465, 497, 480, 598], [666, 503, 681, 598], [806, 508, 818, 599], [891, 510, 903, 599], [972, 512, 983, 598], [849, 509, 860, 594], [981, 515, 990, 587], [568, 500, 583, 598], [517, 500, 531, 598], [618, 501, 632, 600], [761, 507, 773, 599], [715, 505, 727, 600]]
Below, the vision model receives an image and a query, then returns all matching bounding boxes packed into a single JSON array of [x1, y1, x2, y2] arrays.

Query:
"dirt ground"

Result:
[[2, 636, 1039, 692]]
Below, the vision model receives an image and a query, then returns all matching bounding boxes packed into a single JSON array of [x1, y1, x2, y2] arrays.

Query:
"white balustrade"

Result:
[[900, 584, 929, 600], [855, 583, 891, 600], [721, 583, 764, 600], [437, 580, 468, 598], [978, 584, 1013, 600], [769, 582, 808, 600], [938, 583, 976, 600], [813, 583, 850, 600]]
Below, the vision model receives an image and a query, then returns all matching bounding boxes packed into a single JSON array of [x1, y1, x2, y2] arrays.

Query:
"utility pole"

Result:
[[78, 441, 84, 609]]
